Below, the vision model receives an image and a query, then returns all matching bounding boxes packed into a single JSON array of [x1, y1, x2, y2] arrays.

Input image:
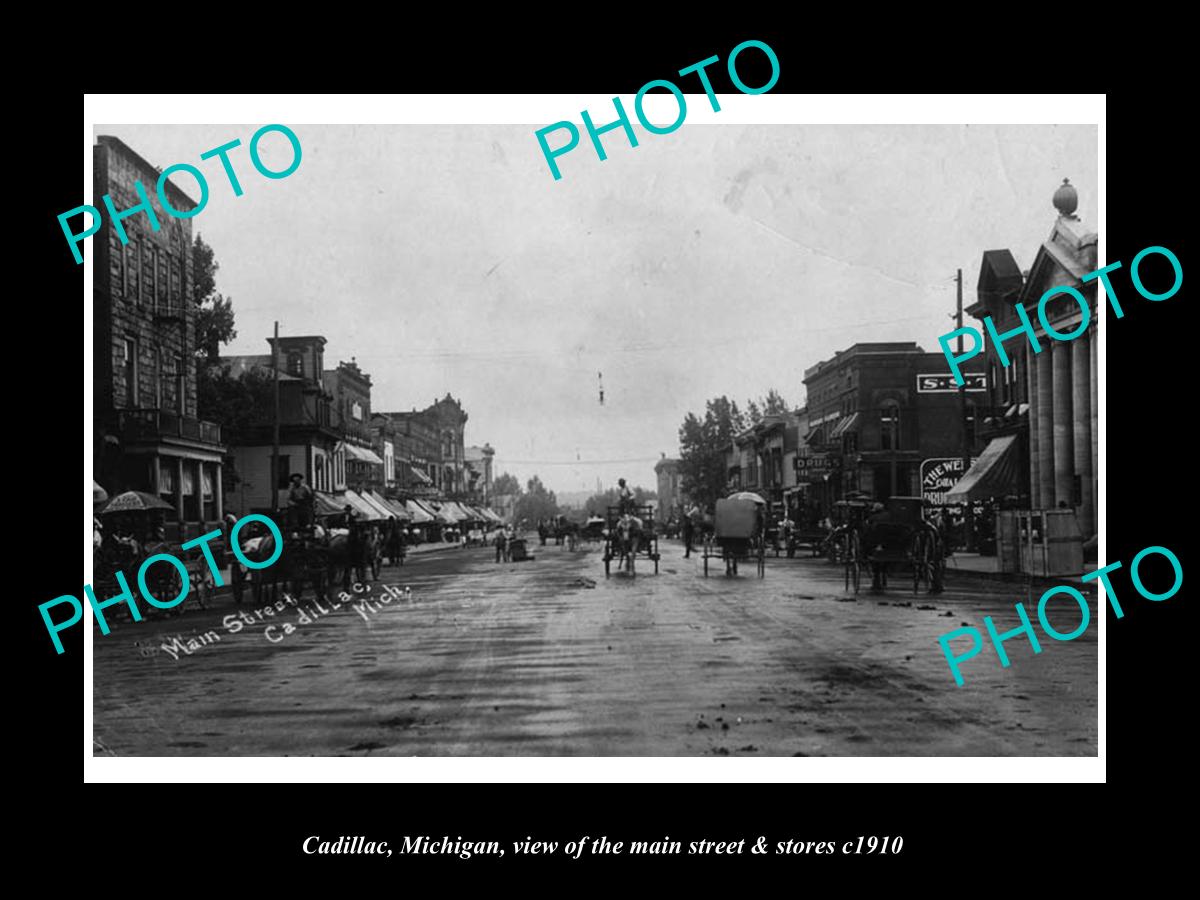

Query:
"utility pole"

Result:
[[272, 320, 281, 515], [956, 269, 974, 552]]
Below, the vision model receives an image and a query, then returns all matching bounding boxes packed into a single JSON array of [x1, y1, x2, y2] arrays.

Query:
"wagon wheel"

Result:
[[912, 530, 935, 594], [844, 530, 861, 594]]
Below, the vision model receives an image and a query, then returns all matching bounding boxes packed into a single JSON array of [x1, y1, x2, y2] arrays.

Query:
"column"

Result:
[[1090, 323, 1098, 533], [1052, 340, 1074, 508], [1072, 331, 1094, 537], [1036, 348, 1055, 508], [1027, 347, 1040, 508], [215, 461, 224, 521], [151, 454, 162, 495]]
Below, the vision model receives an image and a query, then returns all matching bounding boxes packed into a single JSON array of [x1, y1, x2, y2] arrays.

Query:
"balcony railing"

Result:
[[119, 408, 222, 445]]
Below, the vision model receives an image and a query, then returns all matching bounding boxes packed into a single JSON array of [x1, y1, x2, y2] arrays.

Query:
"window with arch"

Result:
[[965, 400, 977, 447], [880, 402, 901, 451]]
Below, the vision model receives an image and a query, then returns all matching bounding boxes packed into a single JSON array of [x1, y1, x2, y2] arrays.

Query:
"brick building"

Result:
[[382, 394, 469, 497], [323, 358, 383, 491], [92, 135, 225, 539], [801, 342, 988, 515]]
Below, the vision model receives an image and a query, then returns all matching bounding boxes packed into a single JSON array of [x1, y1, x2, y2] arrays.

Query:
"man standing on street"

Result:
[[682, 502, 700, 558]]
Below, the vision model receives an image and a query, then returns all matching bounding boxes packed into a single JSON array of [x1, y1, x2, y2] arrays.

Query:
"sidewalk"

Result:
[[943, 551, 1095, 589]]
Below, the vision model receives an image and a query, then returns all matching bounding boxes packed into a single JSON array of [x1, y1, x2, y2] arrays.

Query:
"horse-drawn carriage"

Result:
[[701, 493, 767, 577], [837, 496, 944, 595], [602, 504, 660, 577], [582, 515, 606, 545]]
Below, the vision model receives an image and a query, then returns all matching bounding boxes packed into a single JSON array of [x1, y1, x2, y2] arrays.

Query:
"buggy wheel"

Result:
[[844, 531, 861, 594], [913, 531, 935, 594]]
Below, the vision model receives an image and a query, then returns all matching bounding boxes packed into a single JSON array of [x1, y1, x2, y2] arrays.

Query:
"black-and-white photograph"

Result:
[[87, 119, 1099, 758]]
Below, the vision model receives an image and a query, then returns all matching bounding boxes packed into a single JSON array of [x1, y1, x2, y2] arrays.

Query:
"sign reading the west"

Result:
[[917, 373, 987, 393]]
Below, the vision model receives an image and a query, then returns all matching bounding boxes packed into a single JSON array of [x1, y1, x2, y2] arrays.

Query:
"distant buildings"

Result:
[[464, 444, 496, 504], [218, 336, 496, 516], [378, 394, 471, 498], [654, 455, 683, 521]]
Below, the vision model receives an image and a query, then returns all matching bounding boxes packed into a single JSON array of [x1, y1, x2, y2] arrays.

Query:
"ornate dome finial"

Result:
[[1053, 178, 1078, 218]]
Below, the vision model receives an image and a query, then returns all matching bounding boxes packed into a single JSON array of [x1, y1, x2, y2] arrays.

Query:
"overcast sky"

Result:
[[97, 123, 1097, 495]]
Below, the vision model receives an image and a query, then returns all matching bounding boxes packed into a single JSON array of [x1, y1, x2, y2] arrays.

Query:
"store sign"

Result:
[[793, 454, 839, 482], [917, 373, 987, 393], [921, 457, 977, 507]]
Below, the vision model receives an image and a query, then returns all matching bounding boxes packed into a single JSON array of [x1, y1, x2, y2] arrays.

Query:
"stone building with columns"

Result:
[[955, 180, 1097, 541]]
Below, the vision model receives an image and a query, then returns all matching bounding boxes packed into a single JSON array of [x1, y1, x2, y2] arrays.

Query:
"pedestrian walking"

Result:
[[494, 528, 508, 563]]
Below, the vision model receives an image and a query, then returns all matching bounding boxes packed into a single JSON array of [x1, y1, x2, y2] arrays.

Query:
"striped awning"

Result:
[[946, 434, 1020, 503], [338, 442, 384, 465], [405, 500, 434, 523], [369, 490, 411, 521]]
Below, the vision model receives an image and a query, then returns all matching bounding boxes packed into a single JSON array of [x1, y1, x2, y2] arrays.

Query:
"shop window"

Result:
[[880, 403, 901, 451], [123, 338, 138, 406]]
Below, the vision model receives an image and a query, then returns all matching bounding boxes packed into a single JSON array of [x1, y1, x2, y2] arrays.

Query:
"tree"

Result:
[[678, 396, 745, 510], [197, 365, 274, 446], [745, 388, 791, 425], [513, 474, 559, 524], [193, 234, 237, 361], [583, 485, 656, 517], [493, 472, 521, 497]]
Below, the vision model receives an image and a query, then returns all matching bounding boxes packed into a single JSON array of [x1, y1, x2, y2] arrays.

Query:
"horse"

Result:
[[325, 524, 380, 591], [239, 524, 330, 604], [613, 514, 643, 573]]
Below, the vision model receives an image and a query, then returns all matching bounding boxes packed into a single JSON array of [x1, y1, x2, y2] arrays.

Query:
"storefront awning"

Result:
[[369, 490, 411, 521], [405, 500, 434, 523], [357, 490, 398, 520], [338, 442, 383, 465], [433, 502, 462, 523], [399, 460, 433, 485], [946, 434, 1019, 503], [830, 412, 860, 438], [338, 489, 384, 520]]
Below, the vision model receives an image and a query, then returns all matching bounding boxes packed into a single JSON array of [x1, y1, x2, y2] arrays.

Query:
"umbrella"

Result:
[[92, 481, 109, 504], [727, 491, 767, 504], [99, 490, 174, 514]]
